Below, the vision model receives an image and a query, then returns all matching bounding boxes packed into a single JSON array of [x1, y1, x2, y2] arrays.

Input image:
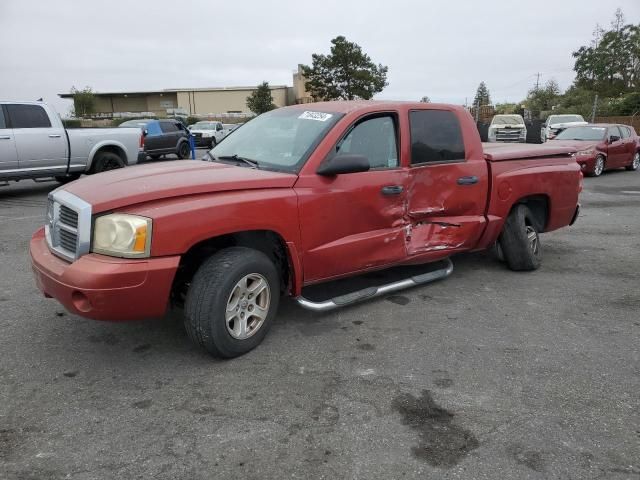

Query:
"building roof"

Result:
[[59, 85, 290, 98]]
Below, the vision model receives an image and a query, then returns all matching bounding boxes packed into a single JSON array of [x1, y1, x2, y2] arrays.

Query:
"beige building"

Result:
[[60, 66, 314, 118]]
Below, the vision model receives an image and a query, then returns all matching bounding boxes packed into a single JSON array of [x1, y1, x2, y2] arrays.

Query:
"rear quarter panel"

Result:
[[476, 157, 581, 250], [67, 128, 141, 170]]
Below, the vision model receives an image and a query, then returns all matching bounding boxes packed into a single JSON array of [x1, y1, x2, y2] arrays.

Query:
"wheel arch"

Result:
[[509, 194, 550, 233], [171, 229, 298, 305], [86, 142, 128, 172]]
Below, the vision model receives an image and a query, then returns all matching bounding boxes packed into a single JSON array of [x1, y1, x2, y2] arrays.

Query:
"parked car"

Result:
[[189, 121, 226, 148], [31, 101, 581, 358], [119, 119, 190, 160], [0, 101, 143, 184], [488, 114, 527, 143], [550, 124, 639, 176], [541, 114, 587, 142]]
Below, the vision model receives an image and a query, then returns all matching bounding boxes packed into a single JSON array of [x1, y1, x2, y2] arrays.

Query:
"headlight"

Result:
[[576, 148, 595, 156], [92, 214, 152, 258]]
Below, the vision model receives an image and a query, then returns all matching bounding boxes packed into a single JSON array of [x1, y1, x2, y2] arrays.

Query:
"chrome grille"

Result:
[[45, 191, 92, 262], [59, 205, 78, 228], [495, 128, 524, 142]]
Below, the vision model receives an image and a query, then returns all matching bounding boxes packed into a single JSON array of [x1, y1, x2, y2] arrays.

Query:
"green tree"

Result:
[[473, 82, 491, 106], [70, 86, 95, 117], [572, 9, 639, 96], [246, 81, 276, 115], [524, 79, 561, 116], [420, 96, 431, 103], [301, 36, 388, 100]]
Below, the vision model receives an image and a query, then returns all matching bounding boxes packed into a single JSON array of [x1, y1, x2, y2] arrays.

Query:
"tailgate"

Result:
[[482, 143, 576, 161]]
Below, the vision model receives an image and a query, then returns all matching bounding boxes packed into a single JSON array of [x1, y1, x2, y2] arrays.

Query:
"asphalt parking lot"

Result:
[[1, 165, 639, 480]]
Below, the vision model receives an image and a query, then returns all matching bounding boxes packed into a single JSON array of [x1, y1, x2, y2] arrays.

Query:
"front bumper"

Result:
[[575, 155, 597, 173], [30, 228, 180, 322]]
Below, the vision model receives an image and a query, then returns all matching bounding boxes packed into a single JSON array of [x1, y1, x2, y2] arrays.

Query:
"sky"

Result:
[[1, 0, 638, 117]]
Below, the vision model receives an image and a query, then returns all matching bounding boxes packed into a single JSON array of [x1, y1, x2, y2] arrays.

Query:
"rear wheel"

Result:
[[589, 155, 605, 177], [177, 141, 191, 159], [184, 247, 280, 358], [90, 151, 125, 174], [626, 152, 639, 171], [498, 204, 542, 271]]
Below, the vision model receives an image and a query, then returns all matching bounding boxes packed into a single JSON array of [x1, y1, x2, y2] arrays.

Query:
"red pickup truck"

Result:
[[31, 101, 581, 358]]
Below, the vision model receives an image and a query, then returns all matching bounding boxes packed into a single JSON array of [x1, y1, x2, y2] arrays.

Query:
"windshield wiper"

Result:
[[215, 154, 260, 169]]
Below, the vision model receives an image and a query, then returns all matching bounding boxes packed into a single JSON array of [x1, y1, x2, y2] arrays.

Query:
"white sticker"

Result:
[[299, 111, 333, 122]]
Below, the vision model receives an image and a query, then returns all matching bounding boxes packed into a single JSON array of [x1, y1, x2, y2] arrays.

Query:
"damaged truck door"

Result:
[[405, 109, 489, 256], [296, 113, 408, 282]]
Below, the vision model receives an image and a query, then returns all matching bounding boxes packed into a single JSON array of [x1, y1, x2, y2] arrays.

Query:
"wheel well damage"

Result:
[[171, 230, 291, 305]]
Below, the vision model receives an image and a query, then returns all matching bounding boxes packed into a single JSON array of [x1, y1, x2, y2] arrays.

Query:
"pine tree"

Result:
[[473, 82, 491, 106], [246, 82, 276, 115]]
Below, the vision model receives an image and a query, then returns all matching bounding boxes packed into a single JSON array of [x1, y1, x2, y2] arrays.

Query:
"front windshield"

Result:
[[549, 115, 584, 124], [554, 126, 606, 141], [491, 115, 523, 125], [193, 123, 215, 130], [209, 108, 342, 172]]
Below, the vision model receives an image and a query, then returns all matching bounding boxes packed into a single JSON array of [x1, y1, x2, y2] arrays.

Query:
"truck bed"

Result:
[[482, 143, 577, 161]]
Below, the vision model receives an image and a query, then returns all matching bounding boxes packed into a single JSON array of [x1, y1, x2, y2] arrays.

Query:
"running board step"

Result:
[[295, 258, 453, 312]]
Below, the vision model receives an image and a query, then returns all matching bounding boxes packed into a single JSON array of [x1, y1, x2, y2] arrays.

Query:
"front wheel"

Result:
[[498, 204, 542, 271], [626, 152, 639, 171], [184, 247, 280, 358], [589, 155, 605, 177], [177, 141, 191, 159]]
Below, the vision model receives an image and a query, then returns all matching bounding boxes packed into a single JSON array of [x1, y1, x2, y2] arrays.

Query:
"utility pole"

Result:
[[534, 72, 541, 91], [590, 94, 599, 122]]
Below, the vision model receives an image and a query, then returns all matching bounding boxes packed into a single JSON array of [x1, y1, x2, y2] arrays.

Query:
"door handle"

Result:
[[49, 134, 62, 138], [381, 185, 403, 196], [0, 136, 11, 140], [457, 176, 479, 185]]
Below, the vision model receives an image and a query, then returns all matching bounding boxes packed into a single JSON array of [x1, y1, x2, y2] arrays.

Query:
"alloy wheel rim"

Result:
[[595, 157, 604, 175], [633, 153, 639, 169], [225, 273, 270, 340], [526, 226, 539, 256]]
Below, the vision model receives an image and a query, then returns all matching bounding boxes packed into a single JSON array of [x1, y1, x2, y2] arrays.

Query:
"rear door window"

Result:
[[410, 110, 465, 164], [0, 107, 6, 129], [619, 126, 630, 139], [6, 104, 51, 128], [160, 121, 179, 133], [609, 126, 622, 139]]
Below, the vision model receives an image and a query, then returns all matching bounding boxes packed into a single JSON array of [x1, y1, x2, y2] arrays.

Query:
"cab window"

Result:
[[410, 110, 465, 164], [336, 115, 398, 169]]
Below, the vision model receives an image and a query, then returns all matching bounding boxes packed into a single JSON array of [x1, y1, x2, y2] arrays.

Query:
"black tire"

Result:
[[184, 247, 280, 358], [588, 155, 605, 177], [498, 204, 542, 271], [210, 138, 217, 148], [90, 151, 125, 174], [626, 152, 639, 171], [177, 141, 191, 159], [54, 173, 81, 184]]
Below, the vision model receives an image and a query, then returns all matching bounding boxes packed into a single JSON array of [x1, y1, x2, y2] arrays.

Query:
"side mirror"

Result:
[[143, 129, 148, 137], [317, 153, 370, 176], [609, 135, 620, 143]]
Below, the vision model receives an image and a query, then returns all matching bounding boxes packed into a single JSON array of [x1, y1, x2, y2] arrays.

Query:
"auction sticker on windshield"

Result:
[[299, 111, 333, 122]]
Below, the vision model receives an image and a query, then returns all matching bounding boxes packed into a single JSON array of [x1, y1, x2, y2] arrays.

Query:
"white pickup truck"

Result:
[[0, 101, 144, 185]]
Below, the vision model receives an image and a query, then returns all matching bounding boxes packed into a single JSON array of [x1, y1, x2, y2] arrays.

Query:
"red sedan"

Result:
[[551, 124, 640, 176]]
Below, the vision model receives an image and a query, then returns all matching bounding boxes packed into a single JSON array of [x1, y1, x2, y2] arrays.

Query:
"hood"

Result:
[[489, 124, 525, 129], [190, 128, 213, 134], [64, 160, 297, 212], [548, 139, 599, 151], [549, 121, 588, 129]]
